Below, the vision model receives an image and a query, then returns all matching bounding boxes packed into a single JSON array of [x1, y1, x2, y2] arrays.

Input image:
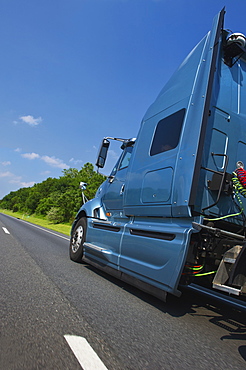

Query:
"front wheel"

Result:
[[69, 218, 86, 262]]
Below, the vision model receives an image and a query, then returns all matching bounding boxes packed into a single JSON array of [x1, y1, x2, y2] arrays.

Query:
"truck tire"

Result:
[[69, 218, 86, 262]]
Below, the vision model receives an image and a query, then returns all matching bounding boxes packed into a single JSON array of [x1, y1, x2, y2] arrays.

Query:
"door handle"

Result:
[[120, 184, 125, 195]]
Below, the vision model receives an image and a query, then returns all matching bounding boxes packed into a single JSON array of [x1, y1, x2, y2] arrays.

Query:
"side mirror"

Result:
[[96, 139, 110, 168], [79, 182, 87, 190]]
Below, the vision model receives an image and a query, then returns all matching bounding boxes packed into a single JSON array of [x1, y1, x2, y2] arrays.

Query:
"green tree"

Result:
[[0, 162, 106, 223]]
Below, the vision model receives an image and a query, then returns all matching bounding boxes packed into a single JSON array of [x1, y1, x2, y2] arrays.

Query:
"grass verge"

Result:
[[0, 209, 71, 236]]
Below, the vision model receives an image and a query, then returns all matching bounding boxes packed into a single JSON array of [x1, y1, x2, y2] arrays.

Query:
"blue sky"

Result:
[[0, 0, 245, 199]]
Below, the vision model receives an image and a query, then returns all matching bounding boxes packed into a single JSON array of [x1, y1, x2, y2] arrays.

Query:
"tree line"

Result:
[[0, 163, 106, 223]]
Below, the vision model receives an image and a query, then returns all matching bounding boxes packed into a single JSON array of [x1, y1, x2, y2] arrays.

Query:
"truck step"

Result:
[[212, 245, 246, 295], [84, 242, 106, 252], [212, 283, 241, 295], [184, 284, 246, 311]]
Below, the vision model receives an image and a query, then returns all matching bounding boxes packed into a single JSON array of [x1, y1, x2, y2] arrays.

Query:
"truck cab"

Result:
[[70, 9, 246, 303]]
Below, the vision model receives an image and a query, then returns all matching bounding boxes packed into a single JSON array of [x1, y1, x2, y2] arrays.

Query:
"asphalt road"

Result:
[[0, 212, 246, 369]]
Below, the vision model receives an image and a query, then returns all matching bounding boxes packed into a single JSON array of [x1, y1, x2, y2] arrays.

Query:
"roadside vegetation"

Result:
[[0, 163, 106, 234]]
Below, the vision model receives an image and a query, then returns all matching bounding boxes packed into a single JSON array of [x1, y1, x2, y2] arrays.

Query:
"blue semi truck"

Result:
[[70, 9, 246, 304]]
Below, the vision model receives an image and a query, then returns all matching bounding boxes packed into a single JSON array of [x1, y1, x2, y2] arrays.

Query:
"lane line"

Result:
[[1, 213, 69, 241], [64, 335, 108, 370], [2, 227, 10, 234], [18, 221, 70, 241]]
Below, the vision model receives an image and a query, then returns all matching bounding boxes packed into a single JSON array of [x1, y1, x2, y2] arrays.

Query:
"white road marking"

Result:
[[2, 227, 10, 234], [18, 221, 70, 241], [64, 335, 108, 370], [2, 213, 70, 241]]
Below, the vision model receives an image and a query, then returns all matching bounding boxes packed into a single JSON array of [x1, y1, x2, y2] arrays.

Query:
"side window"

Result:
[[110, 159, 121, 177], [110, 146, 133, 177], [119, 146, 133, 170], [150, 109, 186, 156]]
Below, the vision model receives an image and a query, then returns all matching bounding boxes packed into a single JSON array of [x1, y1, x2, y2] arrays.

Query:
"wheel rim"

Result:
[[71, 225, 83, 253]]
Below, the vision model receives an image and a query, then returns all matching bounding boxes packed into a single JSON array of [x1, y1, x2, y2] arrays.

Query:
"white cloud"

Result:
[[15, 148, 22, 152], [69, 157, 83, 165], [1, 161, 11, 166], [0, 171, 35, 194], [19, 115, 42, 126], [0, 170, 35, 189], [9, 178, 35, 187], [9, 177, 24, 183], [41, 155, 69, 169], [21, 152, 40, 160], [0, 171, 13, 178], [0, 171, 21, 182], [20, 181, 36, 187], [19, 150, 69, 169]]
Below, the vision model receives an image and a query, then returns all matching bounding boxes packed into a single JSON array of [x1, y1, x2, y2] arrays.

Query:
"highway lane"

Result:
[[0, 212, 246, 369]]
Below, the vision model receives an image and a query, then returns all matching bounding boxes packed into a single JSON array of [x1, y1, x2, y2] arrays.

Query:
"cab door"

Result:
[[85, 145, 133, 268], [102, 146, 133, 211]]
